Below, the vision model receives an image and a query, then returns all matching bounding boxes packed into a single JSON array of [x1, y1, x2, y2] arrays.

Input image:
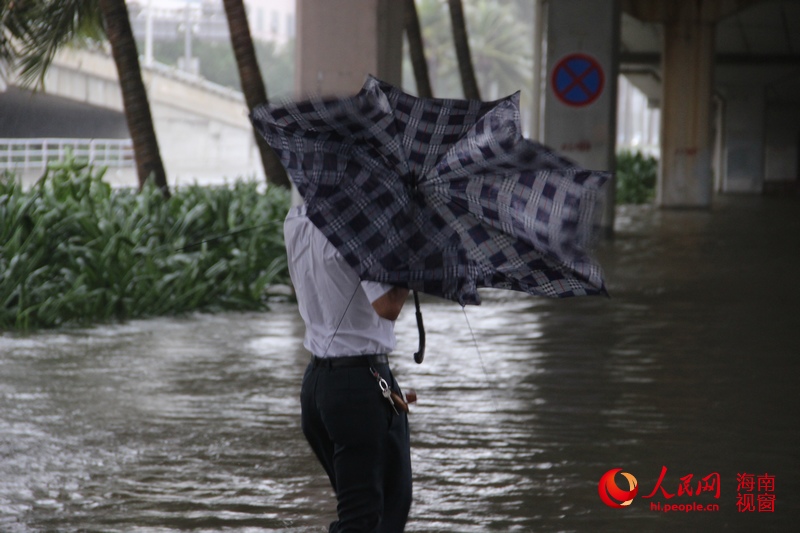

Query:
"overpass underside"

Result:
[[3, 0, 797, 205], [620, 0, 800, 206], [295, 0, 799, 210]]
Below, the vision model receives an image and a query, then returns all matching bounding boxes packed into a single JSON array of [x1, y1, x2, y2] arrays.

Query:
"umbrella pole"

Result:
[[413, 291, 426, 364]]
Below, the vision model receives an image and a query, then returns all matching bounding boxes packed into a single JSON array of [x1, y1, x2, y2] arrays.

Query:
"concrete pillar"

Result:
[[295, 0, 403, 97], [720, 86, 765, 193], [764, 103, 800, 186], [658, 1, 716, 207], [623, 0, 771, 205], [530, 0, 545, 140], [544, 0, 620, 231]]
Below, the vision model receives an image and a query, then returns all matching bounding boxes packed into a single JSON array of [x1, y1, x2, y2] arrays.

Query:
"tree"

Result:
[[447, 0, 480, 100], [221, 0, 290, 189], [403, 0, 433, 98], [461, 0, 532, 102], [1, 1, 35, 76], [1, 0, 170, 195], [407, 0, 532, 106], [99, 0, 168, 196]]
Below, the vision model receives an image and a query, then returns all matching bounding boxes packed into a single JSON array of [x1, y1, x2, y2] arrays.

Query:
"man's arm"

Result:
[[371, 287, 409, 321]]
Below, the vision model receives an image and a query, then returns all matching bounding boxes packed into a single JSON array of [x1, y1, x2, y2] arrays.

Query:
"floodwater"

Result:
[[1, 195, 799, 532]]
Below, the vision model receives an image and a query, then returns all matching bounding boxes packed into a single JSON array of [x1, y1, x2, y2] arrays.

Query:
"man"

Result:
[[284, 203, 412, 532]]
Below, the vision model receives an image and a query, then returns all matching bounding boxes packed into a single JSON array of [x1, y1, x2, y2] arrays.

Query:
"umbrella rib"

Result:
[[319, 284, 361, 357], [461, 307, 500, 413], [250, 76, 610, 304]]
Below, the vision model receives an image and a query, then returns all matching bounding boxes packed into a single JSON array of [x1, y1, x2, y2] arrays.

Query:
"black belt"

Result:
[[312, 354, 388, 368]]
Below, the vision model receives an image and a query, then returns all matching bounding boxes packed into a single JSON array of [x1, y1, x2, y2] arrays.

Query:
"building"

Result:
[[246, 0, 295, 45], [126, 0, 295, 45]]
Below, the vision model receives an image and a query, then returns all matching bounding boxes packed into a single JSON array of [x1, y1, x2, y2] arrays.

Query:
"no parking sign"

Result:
[[551, 53, 605, 107]]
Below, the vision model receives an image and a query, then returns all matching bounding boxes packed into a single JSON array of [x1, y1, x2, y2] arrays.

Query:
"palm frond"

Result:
[[3, 0, 104, 88], [0, 0, 38, 68]]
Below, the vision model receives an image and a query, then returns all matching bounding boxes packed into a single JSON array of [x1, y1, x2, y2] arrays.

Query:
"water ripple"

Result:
[[2, 198, 800, 531]]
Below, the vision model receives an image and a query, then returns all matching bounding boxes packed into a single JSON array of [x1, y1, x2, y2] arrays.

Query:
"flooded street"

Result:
[[1, 195, 799, 532]]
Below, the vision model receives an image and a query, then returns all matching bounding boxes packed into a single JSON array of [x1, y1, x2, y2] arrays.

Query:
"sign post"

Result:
[[543, 0, 619, 233]]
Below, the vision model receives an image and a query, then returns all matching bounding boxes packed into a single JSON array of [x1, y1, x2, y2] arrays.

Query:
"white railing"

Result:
[[0, 138, 135, 171]]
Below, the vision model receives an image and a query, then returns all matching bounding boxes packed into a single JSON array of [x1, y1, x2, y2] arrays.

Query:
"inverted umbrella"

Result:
[[251, 76, 609, 307]]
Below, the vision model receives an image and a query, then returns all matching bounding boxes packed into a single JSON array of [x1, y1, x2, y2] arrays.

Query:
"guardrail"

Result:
[[0, 138, 135, 171]]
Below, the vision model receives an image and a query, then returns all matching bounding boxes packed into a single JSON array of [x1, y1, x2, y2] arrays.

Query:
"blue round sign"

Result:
[[551, 53, 605, 107]]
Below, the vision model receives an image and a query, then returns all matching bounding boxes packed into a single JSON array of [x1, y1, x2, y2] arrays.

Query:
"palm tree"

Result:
[[408, 0, 532, 106], [221, 0, 290, 189], [1, 0, 170, 195], [1, 0, 102, 85], [403, 0, 433, 98], [461, 0, 532, 101], [447, 0, 480, 100], [99, 0, 168, 196], [1, 1, 35, 75]]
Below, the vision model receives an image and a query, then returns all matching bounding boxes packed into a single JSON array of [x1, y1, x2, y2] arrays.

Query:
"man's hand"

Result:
[[371, 287, 409, 321]]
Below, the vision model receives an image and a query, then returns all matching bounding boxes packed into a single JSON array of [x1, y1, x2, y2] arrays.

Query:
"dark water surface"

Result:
[[2, 195, 799, 532]]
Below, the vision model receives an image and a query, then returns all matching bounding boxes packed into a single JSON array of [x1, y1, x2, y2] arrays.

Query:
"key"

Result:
[[371, 367, 400, 415], [379, 378, 399, 414], [382, 383, 399, 414]]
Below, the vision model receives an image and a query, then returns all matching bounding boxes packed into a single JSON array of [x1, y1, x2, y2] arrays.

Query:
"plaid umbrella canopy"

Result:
[[251, 76, 609, 306]]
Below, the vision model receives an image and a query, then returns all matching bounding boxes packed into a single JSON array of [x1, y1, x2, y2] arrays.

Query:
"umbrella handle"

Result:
[[413, 291, 426, 364]]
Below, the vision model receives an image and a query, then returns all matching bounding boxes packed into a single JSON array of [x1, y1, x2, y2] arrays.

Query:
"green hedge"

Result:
[[616, 150, 658, 205], [1, 157, 291, 330]]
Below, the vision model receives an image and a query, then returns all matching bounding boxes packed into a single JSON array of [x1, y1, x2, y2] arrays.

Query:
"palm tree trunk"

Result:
[[403, 0, 433, 99], [447, 0, 481, 100], [98, 0, 170, 196], [222, 0, 290, 189]]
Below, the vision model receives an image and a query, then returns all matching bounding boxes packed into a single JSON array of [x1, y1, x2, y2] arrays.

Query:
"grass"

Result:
[[1, 155, 291, 331]]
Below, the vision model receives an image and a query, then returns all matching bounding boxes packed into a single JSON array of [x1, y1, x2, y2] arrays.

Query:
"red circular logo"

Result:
[[598, 468, 639, 508]]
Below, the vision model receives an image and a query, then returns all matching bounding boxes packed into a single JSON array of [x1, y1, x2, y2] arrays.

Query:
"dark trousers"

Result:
[[301, 360, 412, 532]]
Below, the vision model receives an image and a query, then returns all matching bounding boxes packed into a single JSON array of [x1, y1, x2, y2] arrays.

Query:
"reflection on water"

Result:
[[1, 195, 799, 532]]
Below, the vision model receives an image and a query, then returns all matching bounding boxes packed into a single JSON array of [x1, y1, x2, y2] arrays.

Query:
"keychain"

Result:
[[370, 367, 416, 414]]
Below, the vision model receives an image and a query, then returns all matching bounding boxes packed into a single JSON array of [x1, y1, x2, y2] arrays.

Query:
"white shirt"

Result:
[[284, 205, 397, 357]]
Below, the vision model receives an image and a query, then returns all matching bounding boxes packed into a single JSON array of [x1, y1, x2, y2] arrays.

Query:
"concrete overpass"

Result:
[[295, 0, 800, 211], [0, 48, 263, 187]]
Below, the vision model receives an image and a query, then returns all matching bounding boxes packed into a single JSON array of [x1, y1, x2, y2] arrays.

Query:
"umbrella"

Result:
[[251, 76, 609, 308]]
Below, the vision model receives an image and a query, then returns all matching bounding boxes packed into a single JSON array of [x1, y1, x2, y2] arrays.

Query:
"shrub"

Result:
[[0, 157, 291, 330], [616, 150, 657, 204]]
